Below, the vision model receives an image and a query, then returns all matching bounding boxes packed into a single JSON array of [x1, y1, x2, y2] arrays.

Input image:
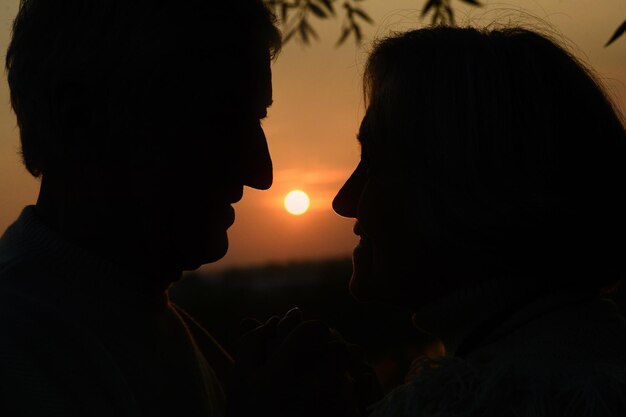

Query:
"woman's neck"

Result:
[[411, 275, 549, 356]]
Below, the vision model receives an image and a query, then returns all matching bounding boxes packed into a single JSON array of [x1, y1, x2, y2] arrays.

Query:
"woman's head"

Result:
[[333, 26, 626, 308]]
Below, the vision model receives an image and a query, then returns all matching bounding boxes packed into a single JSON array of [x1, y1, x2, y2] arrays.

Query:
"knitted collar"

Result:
[[411, 274, 554, 357], [0, 205, 170, 312]]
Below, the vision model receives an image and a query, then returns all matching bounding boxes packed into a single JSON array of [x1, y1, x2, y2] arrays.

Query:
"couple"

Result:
[[1, 0, 626, 416]]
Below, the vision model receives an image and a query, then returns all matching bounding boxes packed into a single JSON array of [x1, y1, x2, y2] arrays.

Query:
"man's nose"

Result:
[[242, 128, 273, 190]]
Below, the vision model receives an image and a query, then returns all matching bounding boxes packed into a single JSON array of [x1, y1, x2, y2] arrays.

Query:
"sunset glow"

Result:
[[284, 190, 310, 215], [0, 0, 624, 272]]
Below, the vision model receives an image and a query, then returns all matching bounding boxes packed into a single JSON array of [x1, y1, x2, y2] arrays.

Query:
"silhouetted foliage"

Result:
[[606, 19, 626, 46], [264, 0, 624, 47], [264, 0, 374, 46]]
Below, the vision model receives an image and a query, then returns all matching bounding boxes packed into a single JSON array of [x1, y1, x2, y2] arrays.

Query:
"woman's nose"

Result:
[[332, 165, 365, 218]]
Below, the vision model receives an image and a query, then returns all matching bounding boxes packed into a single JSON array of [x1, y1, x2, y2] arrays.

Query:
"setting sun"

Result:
[[284, 190, 310, 215]]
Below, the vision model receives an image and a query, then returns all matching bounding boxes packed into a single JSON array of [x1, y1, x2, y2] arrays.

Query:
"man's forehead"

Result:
[[259, 58, 273, 108]]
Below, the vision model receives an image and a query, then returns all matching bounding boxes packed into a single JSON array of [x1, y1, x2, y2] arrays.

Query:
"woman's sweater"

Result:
[[371, 277, 626, 416]]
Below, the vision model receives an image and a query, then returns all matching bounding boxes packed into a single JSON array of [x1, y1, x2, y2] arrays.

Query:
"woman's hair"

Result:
[[363, 26, 626, 290], [6, 0, 281, 177]]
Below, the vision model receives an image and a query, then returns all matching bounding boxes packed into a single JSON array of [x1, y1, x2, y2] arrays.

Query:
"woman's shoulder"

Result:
[[369, 355, 626, 417], [473, 295, 626, 371]]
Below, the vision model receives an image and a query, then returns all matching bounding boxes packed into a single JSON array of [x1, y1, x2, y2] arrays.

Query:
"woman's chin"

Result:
[[349, 265, 394, 304], [350, 259, 418, 308], [348, 272, 372, 302]]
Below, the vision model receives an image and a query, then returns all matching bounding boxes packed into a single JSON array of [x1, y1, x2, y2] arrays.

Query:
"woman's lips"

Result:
[[353, 221, 371, 250], [354, 234, 372, 257], [356, 235, 370, 248]]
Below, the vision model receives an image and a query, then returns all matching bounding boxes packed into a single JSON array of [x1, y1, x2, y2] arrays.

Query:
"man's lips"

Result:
[[354, 221, 365, 237], [227, 188, 244, 204]]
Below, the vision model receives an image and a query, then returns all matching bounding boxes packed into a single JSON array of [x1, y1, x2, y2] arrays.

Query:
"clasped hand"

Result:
[[227, 308, 382, 417]]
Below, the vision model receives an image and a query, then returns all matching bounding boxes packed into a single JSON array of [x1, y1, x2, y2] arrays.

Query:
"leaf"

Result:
[[283, 27, 297, 43], [352, 7, 373, 24], [606, 19, 626, 47], [421, 0, 439, 18], [345, 2, 353, 17], [298, 19, 318, 44], [458, 0, 482, 6], [308, 2, 328, 18], [431, 8, 442, 25], [303, 19, 319, 40], [352, 21, 363, 43], [299, 22, 310, 43], [281, 2, 289, 22], [444, 4, 455, 25], [318, 0, 335, 15], [336, 26, 351, 46]]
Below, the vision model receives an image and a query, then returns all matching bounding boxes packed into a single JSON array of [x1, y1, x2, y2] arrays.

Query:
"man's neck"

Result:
[[35, 174, 182, 291]]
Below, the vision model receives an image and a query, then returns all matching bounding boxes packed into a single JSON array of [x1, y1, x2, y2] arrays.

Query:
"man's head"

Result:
[[6, 0, 282, 271]]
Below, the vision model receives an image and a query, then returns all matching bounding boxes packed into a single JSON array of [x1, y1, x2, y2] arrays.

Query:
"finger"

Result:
[[239, 317, 262, 338], [329, 327, 347, 343], [328, 329, 371, 374], [263, 315, 282, 353], [264, 315, 281, 328], [276, 320, 335, 369], [282, 320, 333, 350], [322, 339, 352, 372], [285, 306, 303, 320], [277, 307, 303, 341], [236, 328, 268, 369], [236, 316, 280, 368], [264, 315, 280, 340]]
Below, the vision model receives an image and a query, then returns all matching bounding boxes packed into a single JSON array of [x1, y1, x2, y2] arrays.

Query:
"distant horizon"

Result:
[[197, 252, 354, 274]]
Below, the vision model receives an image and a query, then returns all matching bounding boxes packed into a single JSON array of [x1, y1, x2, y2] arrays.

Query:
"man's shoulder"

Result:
[[0, 258, 54, 323], [0, 265, 78, 416], [0, 264, 141, 417]]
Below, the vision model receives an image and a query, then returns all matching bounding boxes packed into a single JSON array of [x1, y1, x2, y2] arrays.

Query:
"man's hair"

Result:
[[6, 0, 281, 177], [363, 26, 626, 290]]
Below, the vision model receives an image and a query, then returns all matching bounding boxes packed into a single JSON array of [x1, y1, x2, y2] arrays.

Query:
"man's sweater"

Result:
[[0, 206, 227, 417]]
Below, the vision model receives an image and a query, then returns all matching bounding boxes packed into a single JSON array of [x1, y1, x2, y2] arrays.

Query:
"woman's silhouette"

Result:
[[333, 26, 626, 416]]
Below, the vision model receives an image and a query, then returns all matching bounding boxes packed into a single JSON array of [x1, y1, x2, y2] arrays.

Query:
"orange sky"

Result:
[[1, 0, 625, 271]]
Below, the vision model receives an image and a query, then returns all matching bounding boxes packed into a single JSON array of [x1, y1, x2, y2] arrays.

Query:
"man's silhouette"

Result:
[[0, 1, 281, 415]]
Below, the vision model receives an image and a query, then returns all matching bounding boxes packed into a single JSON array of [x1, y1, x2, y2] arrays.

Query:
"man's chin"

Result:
[[179, 237, 229, 270]]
